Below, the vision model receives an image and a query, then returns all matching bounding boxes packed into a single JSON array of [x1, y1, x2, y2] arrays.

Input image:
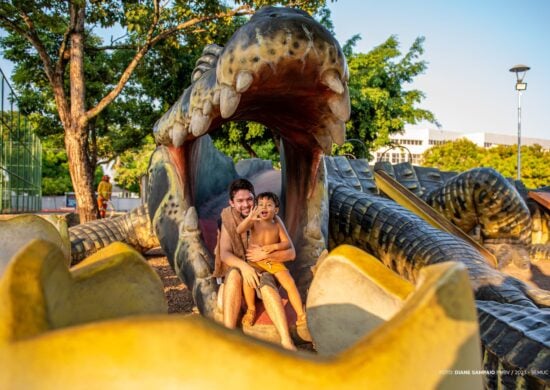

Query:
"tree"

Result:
[[114, 135, 156, 194], [482, 144, 550, 189], [422, 139, 550, 189], [0, 0, 326, 222], [422, 138, 483, 172], [339, 35, 435, 158]]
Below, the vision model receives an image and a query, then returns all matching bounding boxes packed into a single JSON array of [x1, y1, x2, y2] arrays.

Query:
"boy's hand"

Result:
[[248, 206, 261, 221]]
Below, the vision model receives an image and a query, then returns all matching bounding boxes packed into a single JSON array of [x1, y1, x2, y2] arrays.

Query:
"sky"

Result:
[[1, 1, 549, 140], [327, 0, 550, 139]]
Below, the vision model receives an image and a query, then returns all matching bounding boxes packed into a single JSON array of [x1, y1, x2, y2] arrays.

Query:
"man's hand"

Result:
[[241, 262, 260, 288], [246, 244, 269, 262]]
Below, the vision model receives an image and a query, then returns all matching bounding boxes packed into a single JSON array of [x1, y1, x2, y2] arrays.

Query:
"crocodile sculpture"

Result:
[[67, 6, 550, 387]]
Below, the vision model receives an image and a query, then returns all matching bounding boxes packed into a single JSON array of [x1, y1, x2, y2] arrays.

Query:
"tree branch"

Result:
[[86, 44, 137, 51], [0, 10, 71, 127], [18, 9, 55, 83], [85, 4, 254, 122], [56, 21, 72, 75]]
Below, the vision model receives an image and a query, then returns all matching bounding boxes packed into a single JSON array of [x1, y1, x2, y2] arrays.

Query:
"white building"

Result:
[[372, 126, 550, 166]]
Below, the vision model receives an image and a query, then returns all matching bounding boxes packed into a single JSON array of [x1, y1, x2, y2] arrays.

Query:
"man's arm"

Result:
[[220, 224, 259, 287]]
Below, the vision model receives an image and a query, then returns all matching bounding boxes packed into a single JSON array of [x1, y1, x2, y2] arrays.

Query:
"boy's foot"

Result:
[[241, 309, 256, 327], [296, 313, 307, 327], [296, 313, 312, 342], [281, 339, 297, 351]]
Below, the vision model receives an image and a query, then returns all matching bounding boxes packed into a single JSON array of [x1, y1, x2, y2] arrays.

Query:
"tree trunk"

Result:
[[65, 126, 97, 222], [65, 2, 97, 223]]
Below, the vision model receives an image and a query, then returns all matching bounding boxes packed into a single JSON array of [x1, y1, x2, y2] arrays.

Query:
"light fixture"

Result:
[[509, 64, 530, 181]]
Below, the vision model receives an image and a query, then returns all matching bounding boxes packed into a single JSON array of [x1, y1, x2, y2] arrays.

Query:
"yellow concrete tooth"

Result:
[[0, 242, 481, 389], [0, 214, 71, 277], [0, 239, 167, 345]]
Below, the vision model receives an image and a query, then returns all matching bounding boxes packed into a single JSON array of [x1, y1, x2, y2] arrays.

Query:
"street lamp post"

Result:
[[509, 64, 530, 181]]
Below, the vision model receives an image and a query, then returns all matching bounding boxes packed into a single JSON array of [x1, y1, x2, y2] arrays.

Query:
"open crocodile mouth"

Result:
[[147, 7, 350, 315]]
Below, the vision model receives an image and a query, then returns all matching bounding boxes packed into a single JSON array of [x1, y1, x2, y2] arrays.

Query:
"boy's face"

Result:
[[229, 189, 254, 217], [257, 197, 278, 220]]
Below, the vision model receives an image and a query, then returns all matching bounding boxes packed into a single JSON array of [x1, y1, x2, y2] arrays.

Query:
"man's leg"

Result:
[[260, 282, 296, 351], [223, 268, 243, 329], [98, 198, 105, 218]]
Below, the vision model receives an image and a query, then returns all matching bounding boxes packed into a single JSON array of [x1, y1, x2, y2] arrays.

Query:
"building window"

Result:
[[428, 139, 449, 146], [389, 138, 423, 146]]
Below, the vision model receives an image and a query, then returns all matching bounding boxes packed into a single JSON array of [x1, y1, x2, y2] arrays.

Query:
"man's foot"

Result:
[[241, 308, 256, 327]]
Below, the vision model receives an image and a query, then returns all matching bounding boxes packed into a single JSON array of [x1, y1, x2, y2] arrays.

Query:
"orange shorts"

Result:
[[250, 259, 287, 274]]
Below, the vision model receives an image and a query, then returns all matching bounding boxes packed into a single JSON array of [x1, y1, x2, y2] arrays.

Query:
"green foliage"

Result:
[[422, 138, 483, 172], [212, 122, 280, 167], [422, 139, 550, 188], [344, 35, 435, 158], [114, 135, 156, 193], [0, 0, 328, 188], [41, 137, 73, 196]]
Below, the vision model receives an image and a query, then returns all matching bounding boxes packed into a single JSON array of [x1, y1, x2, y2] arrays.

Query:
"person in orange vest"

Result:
[[97, 175, 112, 218]]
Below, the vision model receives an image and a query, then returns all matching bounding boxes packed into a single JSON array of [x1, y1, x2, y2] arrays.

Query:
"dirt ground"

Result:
[[145, 251, 195, 315]]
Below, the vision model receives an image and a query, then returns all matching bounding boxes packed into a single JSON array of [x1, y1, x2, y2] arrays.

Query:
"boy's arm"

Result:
[[247, 216, 296, 263], [263, 222, 292, 253], [236, 206, 259, 234]]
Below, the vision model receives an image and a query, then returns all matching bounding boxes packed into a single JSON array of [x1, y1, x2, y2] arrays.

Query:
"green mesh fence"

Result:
[[0, 68, 42, 213]]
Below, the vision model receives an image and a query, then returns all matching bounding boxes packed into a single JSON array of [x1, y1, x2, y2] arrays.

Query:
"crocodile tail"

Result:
[[477, 300, 550, 388], [69, 205, 158, 264]]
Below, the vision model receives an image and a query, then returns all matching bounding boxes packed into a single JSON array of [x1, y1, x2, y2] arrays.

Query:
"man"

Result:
[[216, 179, 297, 350], [97, 175, 112, 218]]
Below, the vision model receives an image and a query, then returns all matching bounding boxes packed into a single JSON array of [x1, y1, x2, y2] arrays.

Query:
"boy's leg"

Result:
[[223, 268, 243, 329], [259, 275, 296, 351], [275, 270, 305, 320]]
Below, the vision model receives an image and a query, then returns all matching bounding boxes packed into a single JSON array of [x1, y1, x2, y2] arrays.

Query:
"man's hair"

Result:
[[256, 191, 280, 208], [229, 178, 255, 200]]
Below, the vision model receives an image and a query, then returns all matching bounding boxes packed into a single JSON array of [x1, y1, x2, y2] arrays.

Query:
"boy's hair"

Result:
[[256, 191, 280, 208], [228, 178, 255, 200]]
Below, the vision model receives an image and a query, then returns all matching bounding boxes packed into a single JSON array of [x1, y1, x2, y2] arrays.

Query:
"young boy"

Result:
[[236, 192, 307, 329]]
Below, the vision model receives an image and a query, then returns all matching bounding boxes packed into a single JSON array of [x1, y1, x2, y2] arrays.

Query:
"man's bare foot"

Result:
[[241, 308, 256, 326], [281, 339, 297, 351]]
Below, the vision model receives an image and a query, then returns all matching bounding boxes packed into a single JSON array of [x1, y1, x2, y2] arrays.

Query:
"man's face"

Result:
[[229, 189, 254, 217]]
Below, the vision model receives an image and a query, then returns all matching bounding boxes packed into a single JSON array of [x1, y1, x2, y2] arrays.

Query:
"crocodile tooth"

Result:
[[190, 109, 212, 137], [321, 69, 344, 94], [180, 206, 199, 233], [202, 100, 213, 116], [212, 89, 220, 105], [171, 121, 187, 147], [328, 85, 350, 122], [220, 85, 241, 118], [313, 132, 333, 154], [327, 118, 346, 145], [235, 71, 254, 93]]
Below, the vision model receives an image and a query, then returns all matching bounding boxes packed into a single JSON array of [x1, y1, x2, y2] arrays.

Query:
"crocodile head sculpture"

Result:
[[147, 6, 347, 315]]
